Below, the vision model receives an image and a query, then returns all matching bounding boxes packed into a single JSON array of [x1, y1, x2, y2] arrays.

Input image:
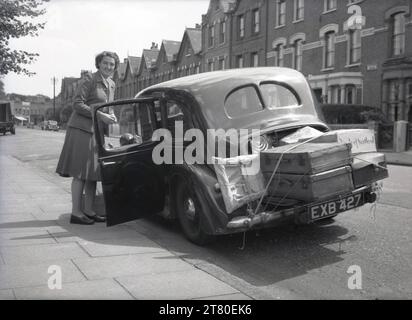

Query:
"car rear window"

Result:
[[224, 86, 263, 118], [259, 83, 300, 110]]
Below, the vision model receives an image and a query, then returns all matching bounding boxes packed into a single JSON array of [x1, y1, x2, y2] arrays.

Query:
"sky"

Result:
[[3, 0, 209, 97]]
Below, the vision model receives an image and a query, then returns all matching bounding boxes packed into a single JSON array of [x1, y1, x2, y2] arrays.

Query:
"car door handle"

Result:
[[101, 161, 117, 167]]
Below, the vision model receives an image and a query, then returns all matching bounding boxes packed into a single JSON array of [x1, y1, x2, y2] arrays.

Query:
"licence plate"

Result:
[[309, 193, 364, 221]]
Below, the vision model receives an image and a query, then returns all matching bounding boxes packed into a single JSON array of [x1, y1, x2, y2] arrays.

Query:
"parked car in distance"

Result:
[[27, 122, 35, 129], [41, 120, 59, 131], [93, 68, 388, 245], [0, 101, 16, 135]]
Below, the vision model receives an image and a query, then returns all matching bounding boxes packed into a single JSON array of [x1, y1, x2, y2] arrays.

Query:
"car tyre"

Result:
[[175, 180, 214, 246]]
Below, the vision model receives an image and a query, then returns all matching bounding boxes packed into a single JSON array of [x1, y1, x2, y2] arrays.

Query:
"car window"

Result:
[[224, 86, 263, 118], [166, 100, 191, 135], [101, 102, 156, 151], [259, 83, 300, 109]]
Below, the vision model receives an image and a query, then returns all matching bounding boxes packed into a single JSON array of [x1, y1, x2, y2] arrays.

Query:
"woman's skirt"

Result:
[[56, 127, 101, 181]]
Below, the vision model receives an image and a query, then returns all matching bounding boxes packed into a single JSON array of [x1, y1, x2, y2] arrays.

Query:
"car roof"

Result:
[[141, 67, 307, 94], [139, 67, 324, 131]]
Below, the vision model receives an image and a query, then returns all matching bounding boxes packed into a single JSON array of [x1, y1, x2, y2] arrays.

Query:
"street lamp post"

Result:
[[51, 77, 58, 120]]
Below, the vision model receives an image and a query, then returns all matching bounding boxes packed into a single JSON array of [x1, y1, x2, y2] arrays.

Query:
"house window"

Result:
[[324, 0, 337, 12], [349, 29, 361, 64], [346, 85, 356, 104], [392, 12, 406, 56], [218, 58, 225, 70], [276, 0, 286, 27], [252, 52, 259, 67], [274, 44, 284, 67], [331, 85, 341, 103], [294, 0, 304, 21], [208, 25, 215, 47], [239, 15, 245, 39], [236, 55, 244, 68], [253, 9, 260, 34], [208, 61, 214, 72], [293, 39, 303, 71], [219, 20, 226, 44], [325, 31, 336, 68]]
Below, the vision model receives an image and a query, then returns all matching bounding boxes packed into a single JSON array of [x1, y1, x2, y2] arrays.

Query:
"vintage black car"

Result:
[[41, 120, 59, 131], [93, 68, 387, 245]]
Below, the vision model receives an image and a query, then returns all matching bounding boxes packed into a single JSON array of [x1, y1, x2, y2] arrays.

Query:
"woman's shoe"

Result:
[[83, 212, 106, 223], [70, 214, 95, 225]]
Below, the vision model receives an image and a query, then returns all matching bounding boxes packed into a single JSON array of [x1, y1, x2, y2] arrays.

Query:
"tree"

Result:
[[0, 0, 49, 76], [0, 79, 6, 99]]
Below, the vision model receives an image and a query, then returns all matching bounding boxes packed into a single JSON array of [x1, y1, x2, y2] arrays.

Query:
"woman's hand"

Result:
[[98, 111, 117, 124]]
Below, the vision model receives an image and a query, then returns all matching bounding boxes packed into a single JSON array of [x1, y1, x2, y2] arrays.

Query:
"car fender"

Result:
[[168, 164, 230, 235]]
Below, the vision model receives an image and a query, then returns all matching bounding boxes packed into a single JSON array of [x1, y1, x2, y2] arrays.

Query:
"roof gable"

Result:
[[142, 49, 160, 69], [162, 40, 181, 62], [206, 0, 237, 16], [186, 28, 202, 54], [176, 28, 202, 59]]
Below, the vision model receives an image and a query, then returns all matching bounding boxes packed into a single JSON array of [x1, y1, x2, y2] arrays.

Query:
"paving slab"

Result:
[[51, 228, 144, 243], [0, 230, 57, 247], [38, 203, 72, 215], [1, 194, 32, 202], [73, 252, 194, 280], [77, 237, 167, 257], [0, 242, 89, 265], [116, 269, 239, 300], [0, 220, 60, 233], [0, 260, 86, 289], [0, 289, 15, 300], [13, 279, 134, 300], [0, 213, 37, 224]]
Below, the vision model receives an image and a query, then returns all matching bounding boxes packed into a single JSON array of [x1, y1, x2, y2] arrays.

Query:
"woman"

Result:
[[56, 51, 119, 224]]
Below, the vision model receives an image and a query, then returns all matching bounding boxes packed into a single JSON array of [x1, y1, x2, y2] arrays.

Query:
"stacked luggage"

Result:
[[260, 128, 388, 204], [260, 142, 354, 202]]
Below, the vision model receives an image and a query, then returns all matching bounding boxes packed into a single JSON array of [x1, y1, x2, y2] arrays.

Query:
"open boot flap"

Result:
[[352, 152, 387, 170]]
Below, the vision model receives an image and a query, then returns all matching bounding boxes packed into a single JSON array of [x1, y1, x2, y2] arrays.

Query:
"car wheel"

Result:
[[175, 181, 214, 246]]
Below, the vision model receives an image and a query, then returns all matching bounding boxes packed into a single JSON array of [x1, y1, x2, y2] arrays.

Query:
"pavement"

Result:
[[0, 154, 251, 300], [382, 150, 412, 166]]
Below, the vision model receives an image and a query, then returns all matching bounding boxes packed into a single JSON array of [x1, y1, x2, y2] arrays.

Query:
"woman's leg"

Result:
[[71, 178, 85, 217], [84, 180, 97, 216]]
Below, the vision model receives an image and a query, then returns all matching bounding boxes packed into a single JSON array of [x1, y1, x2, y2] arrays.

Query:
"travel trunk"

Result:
[[264, 166, 354, 203], [351, 153, 388, 188], [260, 142, 353, 175]]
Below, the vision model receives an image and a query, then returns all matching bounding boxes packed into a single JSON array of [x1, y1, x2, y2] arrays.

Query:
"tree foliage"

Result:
[[0, 79, 6, 99], [0, 0, 49, 76]]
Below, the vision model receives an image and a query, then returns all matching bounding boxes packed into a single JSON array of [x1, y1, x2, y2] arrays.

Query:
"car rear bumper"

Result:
[[225, 186, 378, 232]]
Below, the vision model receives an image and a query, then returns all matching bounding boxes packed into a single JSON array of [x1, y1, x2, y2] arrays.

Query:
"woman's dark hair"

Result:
[[95, 51, 120, 71]]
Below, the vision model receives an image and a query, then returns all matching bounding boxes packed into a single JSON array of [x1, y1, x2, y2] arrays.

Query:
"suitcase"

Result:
[[264, 166, 354, 203], [213, 155, 266, 214], [260, 142, 353, 175], [306, 129, 377, 154], [351, 153, 388, 188]]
